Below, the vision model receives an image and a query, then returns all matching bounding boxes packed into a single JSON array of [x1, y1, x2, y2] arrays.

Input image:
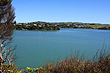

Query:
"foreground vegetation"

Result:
[[5, 47, 110, 73], [5, 57, 110, 73], [18, 56, 110, 73]]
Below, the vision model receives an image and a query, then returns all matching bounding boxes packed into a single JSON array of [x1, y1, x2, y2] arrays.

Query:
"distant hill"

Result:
[[13, 21, 110, 30]]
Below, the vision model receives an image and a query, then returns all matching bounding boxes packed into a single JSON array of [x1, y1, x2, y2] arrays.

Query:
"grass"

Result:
[[84, 24, 110, 30]]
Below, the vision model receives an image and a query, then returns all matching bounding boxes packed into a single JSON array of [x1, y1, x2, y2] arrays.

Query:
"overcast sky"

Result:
[[12, 0, 110, 24]]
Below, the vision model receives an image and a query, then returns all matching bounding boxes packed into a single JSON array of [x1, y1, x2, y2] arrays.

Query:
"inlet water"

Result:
[[12, 28, 110, 69]]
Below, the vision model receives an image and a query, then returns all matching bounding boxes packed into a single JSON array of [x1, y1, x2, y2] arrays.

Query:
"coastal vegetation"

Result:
[[14, 21, 60, 31], [1, 47, 110, 73], [17, 48, 110, 73], [14, 21, 110, 31]]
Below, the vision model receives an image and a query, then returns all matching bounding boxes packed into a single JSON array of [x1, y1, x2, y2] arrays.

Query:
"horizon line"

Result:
[[16, 21, 110, 24]]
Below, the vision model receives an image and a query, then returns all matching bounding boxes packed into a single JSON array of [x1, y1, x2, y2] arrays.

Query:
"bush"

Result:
[[15, 45, 110, 73]]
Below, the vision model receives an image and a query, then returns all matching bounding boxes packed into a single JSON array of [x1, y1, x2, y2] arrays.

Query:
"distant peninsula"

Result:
[[14, 21, 110, 31]]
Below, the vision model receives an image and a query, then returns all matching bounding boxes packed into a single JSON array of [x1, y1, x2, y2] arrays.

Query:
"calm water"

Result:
[[13, 28, 110, 69]]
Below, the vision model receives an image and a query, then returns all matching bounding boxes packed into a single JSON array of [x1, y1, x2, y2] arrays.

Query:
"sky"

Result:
[[12, 0, 110, 24]]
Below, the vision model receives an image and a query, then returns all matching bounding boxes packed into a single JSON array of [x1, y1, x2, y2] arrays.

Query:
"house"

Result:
[[38, 25, 42, 27], [55, 25, 57, 26], [67, 25, 70, 26], [26, 25, 29, 27], [33, 24, 37, 26]]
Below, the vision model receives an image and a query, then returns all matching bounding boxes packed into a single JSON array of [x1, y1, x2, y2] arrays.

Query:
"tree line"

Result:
[[14, 21, 110, 30]]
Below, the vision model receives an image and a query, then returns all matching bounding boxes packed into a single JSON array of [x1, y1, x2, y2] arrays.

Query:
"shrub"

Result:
[[18, 56, 110, 73]]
